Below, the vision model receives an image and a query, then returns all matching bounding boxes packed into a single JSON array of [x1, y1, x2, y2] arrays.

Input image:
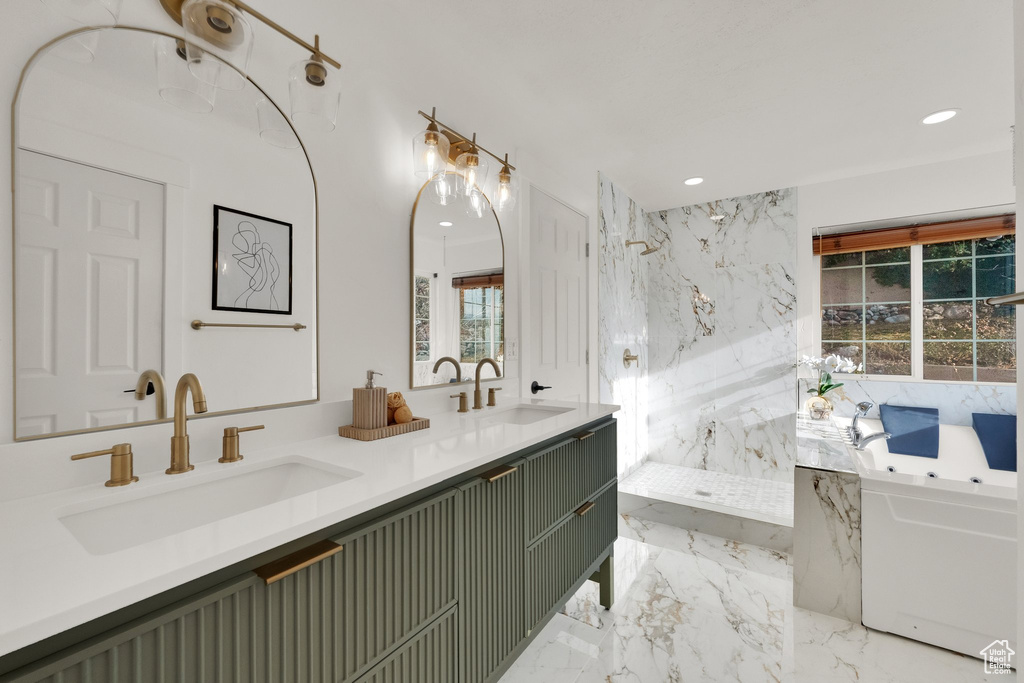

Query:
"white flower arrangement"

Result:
[[799, 354, 862, 397]]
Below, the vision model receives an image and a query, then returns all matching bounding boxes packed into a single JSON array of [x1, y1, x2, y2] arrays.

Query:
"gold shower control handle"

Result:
[[623, 349, 639, 368], [220, 424, 265, 463], [71, 443, 139, 487]]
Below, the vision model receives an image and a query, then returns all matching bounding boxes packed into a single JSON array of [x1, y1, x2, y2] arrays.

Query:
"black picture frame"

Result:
[[212, 204, 293, 315]]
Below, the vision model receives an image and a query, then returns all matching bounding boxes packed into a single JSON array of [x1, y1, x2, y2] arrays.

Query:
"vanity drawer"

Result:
[[525, 482, 617, 630], [522, 420, 616, 544], [353, 605, 459, 683], [263, 488, 460, 682]]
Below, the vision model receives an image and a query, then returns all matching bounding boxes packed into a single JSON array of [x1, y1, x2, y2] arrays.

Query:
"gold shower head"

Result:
[[626, 240, 660, 256]]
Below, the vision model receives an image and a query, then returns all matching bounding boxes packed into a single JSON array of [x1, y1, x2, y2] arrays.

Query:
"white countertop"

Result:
[[0, 399, 618, 658], [795, 414, 857, 475]]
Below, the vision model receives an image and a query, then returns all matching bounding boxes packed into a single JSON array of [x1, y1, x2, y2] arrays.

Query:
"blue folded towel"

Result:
[[972, 413, 1017, 472], [879, 404, 939, 458]]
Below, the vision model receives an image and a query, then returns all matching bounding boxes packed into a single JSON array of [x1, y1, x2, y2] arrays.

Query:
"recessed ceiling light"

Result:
[[684, 177, 704, 186], [921, 109, 959, 125], [439, 221, 453, 227], [709, 214, 725, 222]]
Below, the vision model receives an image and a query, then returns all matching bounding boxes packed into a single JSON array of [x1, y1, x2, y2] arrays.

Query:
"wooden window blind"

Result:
[[451, 271, 504, 289], [812, 215, 1015, 256]]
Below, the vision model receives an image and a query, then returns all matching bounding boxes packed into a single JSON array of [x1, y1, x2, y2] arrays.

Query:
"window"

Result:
[[819, 234, 1016, 382], [413, 274, 432, 361], [460, 285, 503, 363]]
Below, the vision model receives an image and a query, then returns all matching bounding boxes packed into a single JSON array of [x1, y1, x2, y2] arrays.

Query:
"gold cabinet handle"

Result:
[[254, 540, 343, 585], [71, 443, 138, 487], [574, 501, 595, 516], [574, 431, 595, 441], [480, 464, 517, 483]]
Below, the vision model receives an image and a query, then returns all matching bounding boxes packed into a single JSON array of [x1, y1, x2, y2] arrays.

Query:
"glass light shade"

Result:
[[288, 58, 341, 132], [38, 0, 121, 25], [455, 150, 489, 197], [155, 37, 216, 113], [492, 166, 519, 212], [412, 127, 451, 179], [257, 98, 299, 149], [181, 0, 252, 91], [464, 190, 491, 219], [51, 29, 100, 64], [427, 173, 456, 207]]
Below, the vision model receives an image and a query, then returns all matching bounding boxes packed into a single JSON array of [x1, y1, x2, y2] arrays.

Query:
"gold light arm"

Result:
[[159, 0, 341, 69], [417, 110, 516, 171]]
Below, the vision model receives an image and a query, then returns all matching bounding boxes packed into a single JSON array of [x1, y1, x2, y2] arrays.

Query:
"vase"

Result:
[[804, 395, 833, 420]]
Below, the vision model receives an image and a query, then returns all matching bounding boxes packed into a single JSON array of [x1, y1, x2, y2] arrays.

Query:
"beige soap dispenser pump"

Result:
[[353, 370, 387, 429]]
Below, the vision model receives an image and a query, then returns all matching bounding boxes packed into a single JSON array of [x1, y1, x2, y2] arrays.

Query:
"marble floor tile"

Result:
[[500, 517, 1013, 683]]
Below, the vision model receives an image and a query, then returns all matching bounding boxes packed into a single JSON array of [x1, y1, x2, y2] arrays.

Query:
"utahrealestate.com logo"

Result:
[[980, 640, 1015, 675]]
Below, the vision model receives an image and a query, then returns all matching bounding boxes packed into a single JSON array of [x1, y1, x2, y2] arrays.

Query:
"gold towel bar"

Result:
[[191, 320, 306, 331]]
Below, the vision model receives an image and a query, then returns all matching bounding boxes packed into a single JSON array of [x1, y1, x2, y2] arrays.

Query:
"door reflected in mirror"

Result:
[[12, 28, 318, 439], [411, 175, 504, 388]]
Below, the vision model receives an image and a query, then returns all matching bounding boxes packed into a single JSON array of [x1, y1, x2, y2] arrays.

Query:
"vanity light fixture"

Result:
[[413, 109, 519, 213], [921, 109, 959, 125], [39, 0, 122, 25], [155, 37, 217, 113], [684, 176, 704, 186], [159, 0, 342, 130]]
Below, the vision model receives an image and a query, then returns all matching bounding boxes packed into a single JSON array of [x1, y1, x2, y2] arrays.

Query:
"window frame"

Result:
[[458, 284, 504, 364], [413, 271, 434, 364], [815, 242, 1016, 386]]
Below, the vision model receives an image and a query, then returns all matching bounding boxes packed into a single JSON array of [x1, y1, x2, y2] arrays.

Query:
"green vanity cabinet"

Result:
[[2, 418, 618, 683], [457, 461, 527, 683]]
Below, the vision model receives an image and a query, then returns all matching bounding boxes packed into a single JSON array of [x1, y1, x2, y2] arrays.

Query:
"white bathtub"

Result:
[[852, 418, 1017, 660]]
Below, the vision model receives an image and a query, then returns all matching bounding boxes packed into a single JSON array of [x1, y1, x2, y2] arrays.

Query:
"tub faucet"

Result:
[[855, 431, 891, 451], [850, 401, 873, 441]]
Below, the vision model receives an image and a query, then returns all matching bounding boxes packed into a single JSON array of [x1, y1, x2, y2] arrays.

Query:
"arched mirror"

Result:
[[12, 27, 318, 439], [411, 174, 504, 388]]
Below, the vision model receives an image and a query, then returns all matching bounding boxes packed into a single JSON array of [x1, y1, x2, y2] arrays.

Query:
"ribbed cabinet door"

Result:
[[5, 575, 266, 683], [353, 606, 458, 683], [525, 483, 617, 629], [459, 465, 525, 683], [263, 488, 459, 683], [522, 421, 616, 544]]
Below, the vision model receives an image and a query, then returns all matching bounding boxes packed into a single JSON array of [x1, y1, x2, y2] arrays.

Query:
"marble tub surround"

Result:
[[795, 413, 855, 474], [598, 173, 649, 478], [500, 516, 994, 683], [793, 466, 862, 623], [0, 399, 617, 658], [823, 377, 1015, 426], [646, 188, 798, 483]]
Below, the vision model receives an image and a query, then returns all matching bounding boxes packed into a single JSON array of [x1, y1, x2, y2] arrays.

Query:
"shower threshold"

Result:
[[619, 462, 794, 552]]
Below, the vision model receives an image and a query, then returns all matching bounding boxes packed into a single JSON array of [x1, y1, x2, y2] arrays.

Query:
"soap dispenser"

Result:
[[353, 370, 387, 430]]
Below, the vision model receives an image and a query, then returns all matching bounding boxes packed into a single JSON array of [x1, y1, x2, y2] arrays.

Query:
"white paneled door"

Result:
[[16, 150, 165, 436], [528, 186, 588, 401]]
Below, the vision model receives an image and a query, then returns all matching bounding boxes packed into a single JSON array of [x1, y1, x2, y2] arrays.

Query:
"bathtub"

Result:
[[852, 418, 1017, 660]]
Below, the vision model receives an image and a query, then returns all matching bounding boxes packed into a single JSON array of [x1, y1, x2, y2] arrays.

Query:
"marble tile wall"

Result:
[[646, 189, 798, 482], [598, 174, 649, 478], [793, 466, 862, 623], [824, 378, 1015, 426]]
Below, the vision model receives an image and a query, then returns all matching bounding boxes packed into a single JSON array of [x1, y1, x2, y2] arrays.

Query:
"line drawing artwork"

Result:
[[231, 220, 281, 310], [212, 205, 292, 315]]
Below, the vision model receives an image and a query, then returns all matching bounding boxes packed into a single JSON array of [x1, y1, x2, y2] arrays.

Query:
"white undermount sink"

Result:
[[475, 404, 573, 426], [59, 458, 361, 555]]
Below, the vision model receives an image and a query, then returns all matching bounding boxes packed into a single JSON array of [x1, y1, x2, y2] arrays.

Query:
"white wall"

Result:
[[0, 3, 602, 459], [796, 150, 1017, 423]]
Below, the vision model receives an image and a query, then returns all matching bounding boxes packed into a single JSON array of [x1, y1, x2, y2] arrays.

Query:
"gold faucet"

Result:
[[134, 369, 166, 420], [167, 373, 208, 475], [473, 358, 501, 410], [432, 356, 463, 383], [71, 443, 138, 487]]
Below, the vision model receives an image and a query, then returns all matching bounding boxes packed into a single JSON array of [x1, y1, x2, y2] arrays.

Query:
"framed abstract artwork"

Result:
[[212, 205, 293, 315]]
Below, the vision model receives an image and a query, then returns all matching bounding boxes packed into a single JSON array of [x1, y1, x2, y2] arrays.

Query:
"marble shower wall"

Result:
[[646, 189, 798, 482], [598, 174, 649, 478]]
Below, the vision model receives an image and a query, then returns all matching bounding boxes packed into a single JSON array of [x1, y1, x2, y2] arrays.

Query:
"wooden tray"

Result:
[[338, 417, 430, 441]]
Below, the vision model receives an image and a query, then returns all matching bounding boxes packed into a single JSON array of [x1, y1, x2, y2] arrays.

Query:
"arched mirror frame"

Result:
[[409, 174, 505, 390], [10, 26, 321, 441]]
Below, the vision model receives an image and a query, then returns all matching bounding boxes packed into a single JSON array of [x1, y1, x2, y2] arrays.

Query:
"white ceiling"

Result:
[[103, 0, 1016, 211], [337, 0, 1014, 210]]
